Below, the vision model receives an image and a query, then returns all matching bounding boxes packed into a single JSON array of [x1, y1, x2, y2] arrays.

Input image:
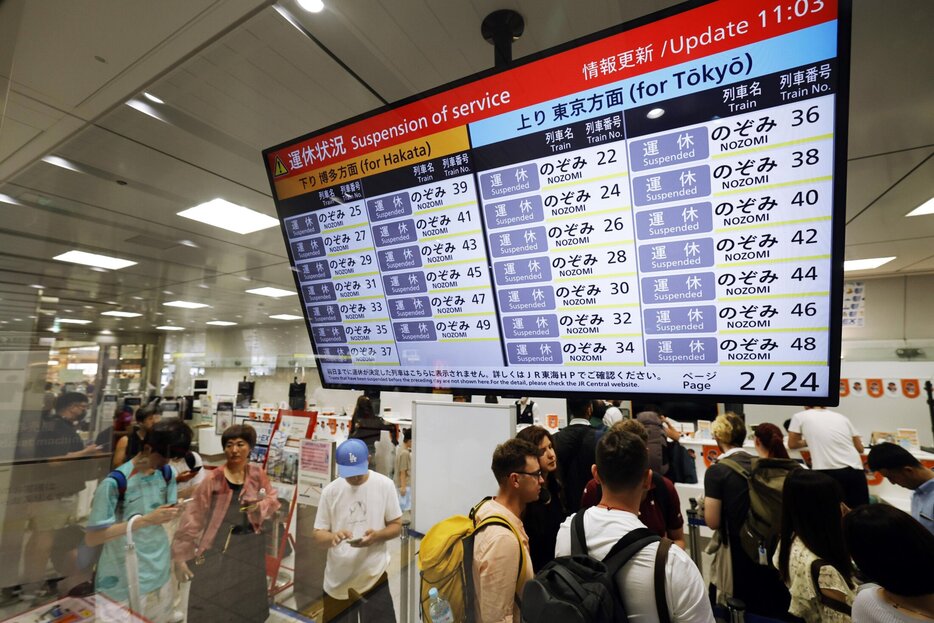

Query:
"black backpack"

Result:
[[521, 511, 672, 623]]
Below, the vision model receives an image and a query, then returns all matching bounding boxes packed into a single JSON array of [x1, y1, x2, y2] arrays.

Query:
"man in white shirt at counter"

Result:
[[867, 442, 934, 535], [787, 406, 869, 508]]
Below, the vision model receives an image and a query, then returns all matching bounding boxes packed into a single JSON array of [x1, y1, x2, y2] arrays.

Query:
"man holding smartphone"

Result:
[[313, 438, 402, 623]]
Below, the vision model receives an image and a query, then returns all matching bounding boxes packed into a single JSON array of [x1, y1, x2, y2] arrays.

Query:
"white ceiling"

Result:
[[0, 0, 931, 337]]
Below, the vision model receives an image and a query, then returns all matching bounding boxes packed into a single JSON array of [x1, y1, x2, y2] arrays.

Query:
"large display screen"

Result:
[[263, 0, 850, 404]]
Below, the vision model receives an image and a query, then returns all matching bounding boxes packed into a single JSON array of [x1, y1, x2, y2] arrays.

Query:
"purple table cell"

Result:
[[489, 226, 549, 258], [308, 304, 342, 325], [285, 214, 320, 239], [643, 305, 717, 335], [493, 256, 552, 286], [312, 325, 347, 344], [383, 271, 427, 296], [641, 272, 715, 305], [377, 245, 422, 272], [373, 219, 418, 248], [290, 237, 325, 262], [297, 260, 331, 283], [302, 282, 336, 303], [392, 320, 438, 342], [502, 314, 559, 339], [388, 296, 433, 319], [633, 165, 711, 207], [638, 237, 714, 272], [367, 192, 412, 222], [479, 165, 540, 201], [484, 196, 545, 230], [498, 285, 556, 313], [506, 341, 562, 365], [629, 127, 709, 172], [635, 202, 712, 240], [318, 346, 351, 364], [646, 337, 718, 364]]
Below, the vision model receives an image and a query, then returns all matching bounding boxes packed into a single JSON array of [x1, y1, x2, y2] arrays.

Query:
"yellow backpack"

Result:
[[418, 497, 525, 622]]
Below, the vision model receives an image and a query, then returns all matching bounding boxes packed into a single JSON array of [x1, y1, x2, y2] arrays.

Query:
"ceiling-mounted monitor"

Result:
[[263, 0, 850, 405]]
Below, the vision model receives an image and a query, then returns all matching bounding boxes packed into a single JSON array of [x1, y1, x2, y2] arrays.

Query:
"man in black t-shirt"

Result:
[[552, 398, 597, 514], [21, 392, 101, 598]]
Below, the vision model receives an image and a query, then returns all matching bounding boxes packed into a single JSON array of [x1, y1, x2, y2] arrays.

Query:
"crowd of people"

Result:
[[7, 392, 934, 623]]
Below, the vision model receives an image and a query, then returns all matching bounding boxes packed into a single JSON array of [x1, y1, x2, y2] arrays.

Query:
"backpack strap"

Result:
[[717, 458, 751, 481], [107, 470, 128, 501], [810, 559, 852, 616], [570, 510, 587, 556], [602, 527, 659, 577], [654, 538, 672, 623]]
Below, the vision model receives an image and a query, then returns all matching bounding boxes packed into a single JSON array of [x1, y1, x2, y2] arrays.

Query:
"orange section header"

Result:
[[274, 126, 469, 200], [265, 0, 836, 179]]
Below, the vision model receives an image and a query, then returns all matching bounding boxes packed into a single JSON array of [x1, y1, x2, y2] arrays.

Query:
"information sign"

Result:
[[263, 0, 850, 404]]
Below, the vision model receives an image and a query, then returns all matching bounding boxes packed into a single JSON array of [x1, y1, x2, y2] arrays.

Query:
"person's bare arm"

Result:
[[86, 505, 179, 547], [352, 518, 403, 547], [313, 528, 352, 549], [112, 435, 128, 468], [667, 526, 687, 549], [852, 436, 864, 454], [787, 431, 806, 449], [704, 497, 722, 530]]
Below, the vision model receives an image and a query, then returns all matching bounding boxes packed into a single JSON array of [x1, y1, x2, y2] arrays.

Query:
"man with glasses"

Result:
[[472, 438, 541, 623]]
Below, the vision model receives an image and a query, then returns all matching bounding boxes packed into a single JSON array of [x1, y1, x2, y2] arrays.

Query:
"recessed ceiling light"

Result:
[[164, 300, 210, 309], [90, 267, 107, 273], [101, 311, 143, 318], [177, 199, 279, 235], [53, 250, 137, 270], [206, 320, 237, 326], [57, 318, 91, 325], [297, 0, 325, 12], [843, 257, 895, 271], [178, 240, 199, 248], [646, 108, 665, 119], [142, 92, 164, 104], [132, 296, 144, 300], [156, 325, 185, 331], [198, 284, 210, 289], [246, 287, 295, 298], [83, 305, 94, 309], [29, 284, 44, 289], [269, 314, 303, 320], [41, 155, 82, 173], [99, 329, 113, 335], [106, 301, 118, 305], [905, 197, 934, 217]]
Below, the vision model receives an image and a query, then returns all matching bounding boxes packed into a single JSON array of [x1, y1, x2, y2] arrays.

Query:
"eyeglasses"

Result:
[[513, 470, 544, 481]]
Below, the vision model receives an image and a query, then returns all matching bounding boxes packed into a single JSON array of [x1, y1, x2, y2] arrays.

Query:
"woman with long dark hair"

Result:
[[516, 425, 567, 572], [844, 504, 934, 621], [349, 395, 396, 454], [753, 422, 791, 459], [778, 469, 855, 622]]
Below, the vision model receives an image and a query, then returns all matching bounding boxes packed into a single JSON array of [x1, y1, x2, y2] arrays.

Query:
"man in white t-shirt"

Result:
[[555, 428, 713, 623], [314, 438, 402, 623], [788, 406, 869, 508]]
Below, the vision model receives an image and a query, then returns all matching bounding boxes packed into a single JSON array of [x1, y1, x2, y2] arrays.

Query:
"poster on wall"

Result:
[[298, 439, 334, 506], [264, 0, 851, 405], [842, 280, 865, 327]]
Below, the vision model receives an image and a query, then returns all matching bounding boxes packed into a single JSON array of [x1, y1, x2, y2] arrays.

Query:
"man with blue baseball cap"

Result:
[[313, 438, 402, 622]]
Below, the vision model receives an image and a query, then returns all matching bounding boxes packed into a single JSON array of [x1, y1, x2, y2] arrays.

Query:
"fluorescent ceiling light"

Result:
[[177, 199, 278, 235], [41, 155, 82, 173], [143, 92, 164, 104], [0, 193, 21, 205], [164, 300, 210, 309], [101, 311, 142, 318], [206, 320, 237, 326], [297, 0, 325, 12], [57, 318, 91, 325], [905, 197, 934, 217], [48, 360, 59, 366], [269, 314, 303, 320], [647, 108, 665, 119], [126, 99, 167, 122], [54, 250, 137, 270], [29, 284, 45, 289], [246, 287, 295, 298], [156, 325, 184, 331], [843, 257, 895, 271]]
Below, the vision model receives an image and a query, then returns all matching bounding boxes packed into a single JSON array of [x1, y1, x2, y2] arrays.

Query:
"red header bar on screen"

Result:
[[266, 0, 836, 180]]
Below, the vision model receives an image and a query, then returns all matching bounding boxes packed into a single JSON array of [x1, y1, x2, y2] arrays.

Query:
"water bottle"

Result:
[[428, 587, 454, 623]]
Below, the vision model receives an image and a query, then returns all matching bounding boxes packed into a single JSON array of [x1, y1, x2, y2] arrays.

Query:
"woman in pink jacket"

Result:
[[173, 425, 280, 623]]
